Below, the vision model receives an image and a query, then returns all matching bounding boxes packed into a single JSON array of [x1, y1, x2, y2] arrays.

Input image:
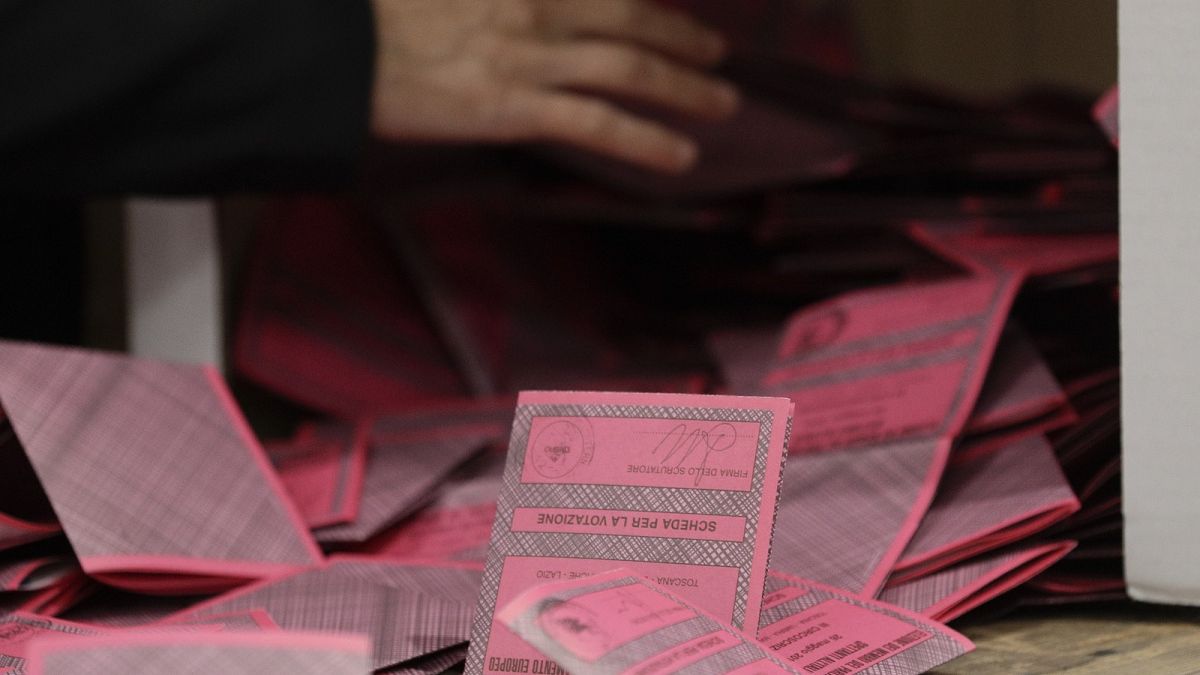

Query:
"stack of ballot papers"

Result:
[[1, 42, 1117, 675]]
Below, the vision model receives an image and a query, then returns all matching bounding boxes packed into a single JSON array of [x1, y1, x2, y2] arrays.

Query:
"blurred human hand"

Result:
[[368, 0, 739, 173]]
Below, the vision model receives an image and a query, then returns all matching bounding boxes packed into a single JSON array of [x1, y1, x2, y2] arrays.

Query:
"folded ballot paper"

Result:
[[465, 391, 794, 675], [266, 422, 369, 530], [0, 341, 321, 594], [0, 421, 61, 554], [359, 449, 504, 564], [961, 324, 1076, 449], [1, 610, 282, 673], [311, 414, 495, 546], [763, 270, 1023, 596], [496, 568, 971, 675], [879, 541, 1077, 622], [889, 435, 1079, 584], [1, 612, 101, 672], [24, 631, 370, 675], [169, 559, 479, 671]]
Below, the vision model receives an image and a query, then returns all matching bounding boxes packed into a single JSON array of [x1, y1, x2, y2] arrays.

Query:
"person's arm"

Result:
[[0, 0, 737, 196], [0, 0, 375, 195]]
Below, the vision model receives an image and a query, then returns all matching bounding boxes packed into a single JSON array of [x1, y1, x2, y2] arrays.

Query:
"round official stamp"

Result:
[[530, 419, 593, 479], [783, 307, 846, 355], [537, 599, 611, 658]]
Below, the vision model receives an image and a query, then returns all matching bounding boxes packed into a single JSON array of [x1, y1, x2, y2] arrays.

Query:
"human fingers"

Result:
[[503, 87, 699, 173], [501, 39, 739, 120], [532, 0, 727, 66]]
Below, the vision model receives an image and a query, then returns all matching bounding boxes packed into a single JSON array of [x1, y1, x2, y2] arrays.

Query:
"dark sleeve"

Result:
[[0, 0, 376, 196]]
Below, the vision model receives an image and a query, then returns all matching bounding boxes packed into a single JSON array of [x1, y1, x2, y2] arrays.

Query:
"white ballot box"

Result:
[[1121, 0, 1200, 606]]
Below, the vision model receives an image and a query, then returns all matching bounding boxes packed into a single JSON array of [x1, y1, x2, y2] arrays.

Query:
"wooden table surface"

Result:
[[933, 601, 1200, 674]]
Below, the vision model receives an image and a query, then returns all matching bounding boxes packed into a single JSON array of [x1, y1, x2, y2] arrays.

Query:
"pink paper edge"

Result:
[[925, 541, 1077, 621], [745, 400, 794, 631], [154, 556, 460, 625], [203, 366, 323, 564], [245, 608, 281, 630], [940, 272, 1025, 437], [905, 223, 994, 277], [860, 436, 954, 597], [862, 271, 1026, 594], [1091, 86, 1120, 147], [84, 555, 308, 584], [17, 584, 60, 613], [25, 628, 370, 674], [966, 394, 1067, 435], [516, 390, 792, 414], [1063, 367, 1120, 399], [899, 433, 1082, 567], [1, 558, 59, 592], [894, 499, 1081, 577], [327, 554, 485, 572], [20, 573, 92, 616], [305, 513, 349, 531], [336, 421, 371, 524], [1029, 575, 1125, 594], [177, 608, 282, 631], [766, 569, 975, 652], [0, 512, 60, 535], [1, 610, 104, 632], [297, 433, 364, 530], [955, 406, 1079, 463], [156, 565, 317, 623]]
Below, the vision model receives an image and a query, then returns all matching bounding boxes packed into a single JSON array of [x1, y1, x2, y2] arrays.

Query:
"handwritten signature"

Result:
[[651, 422, 737, 486]]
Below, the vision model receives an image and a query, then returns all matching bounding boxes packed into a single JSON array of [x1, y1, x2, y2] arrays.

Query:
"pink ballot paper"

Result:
[[965, 325, 1070, 439], [25, 630, 370, 675], [756, 571, 973, 674], [169, 561, 476, 671], [907, 222, 1117, 280], [498, 569, 798, 674], [360, 451, 503, 564], [465, 391, 794, 675], [769, 437, 952, 596], [763, 271, 1022, 453], [879, 541, 1076, 622], [0, 416, 61, 554], [1, 612, 102, 671], [0, 342, 320, 593], [1092, 86, 1119, 148], [266, 422, 369, 529], [890, 435, 1079, 583], [495, 569, 971, 675], [0, 558, 74, 594], [313, 403, 503, 545], [764, 271, 1021, 597]]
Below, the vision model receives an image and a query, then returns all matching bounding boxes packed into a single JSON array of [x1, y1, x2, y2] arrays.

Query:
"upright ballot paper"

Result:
[[465, 391, 794, 675]]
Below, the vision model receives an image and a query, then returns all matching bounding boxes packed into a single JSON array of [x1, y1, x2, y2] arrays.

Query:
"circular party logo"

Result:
[[531, 419, 594, 479]]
